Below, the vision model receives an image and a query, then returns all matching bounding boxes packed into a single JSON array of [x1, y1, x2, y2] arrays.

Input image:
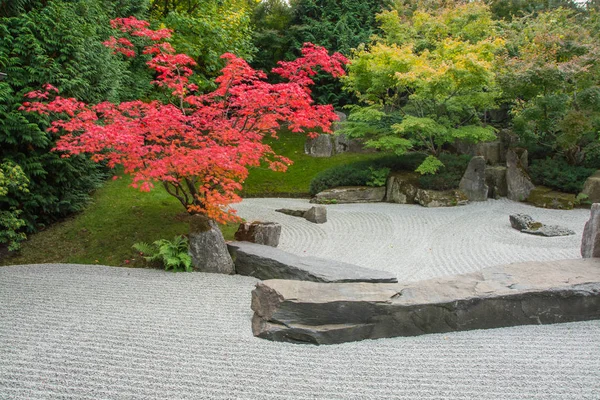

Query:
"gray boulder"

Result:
[[251, 259, 600, 344], [506, 149, 535, 201], [234, 221, 281, 247], [304, 206, 327, 224], [311, 186, 386, 204], [188, 215, 234, 274], [485, 165, 508, 198], [227, 241, 397, 283], [582, 203, 600, 258], [459, 156, 488, 201], [304, 134, 333, 157], [582, 170, 600, 203]]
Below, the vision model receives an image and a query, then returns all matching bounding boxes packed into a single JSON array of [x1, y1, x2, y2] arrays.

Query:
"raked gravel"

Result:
[[1, 198, 599, 399]]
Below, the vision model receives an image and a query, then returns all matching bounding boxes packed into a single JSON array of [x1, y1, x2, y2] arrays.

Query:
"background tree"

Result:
[[498, 8, 600, 165], [250, 0, 388, 106], [149, 0, 255, 90], [0, 0, 151, 232], [343, 2, 503, 173]]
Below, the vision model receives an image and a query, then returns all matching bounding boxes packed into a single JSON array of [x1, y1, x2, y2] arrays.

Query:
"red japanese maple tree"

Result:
[[22, 17, 347, 223]]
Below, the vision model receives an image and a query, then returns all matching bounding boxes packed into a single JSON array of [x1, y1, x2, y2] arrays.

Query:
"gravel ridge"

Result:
[[1, 199, 599, 399]]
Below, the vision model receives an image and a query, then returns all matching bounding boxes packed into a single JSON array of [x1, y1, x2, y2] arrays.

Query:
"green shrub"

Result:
[[309, 164, 371, 195], [529, 158, 595, 194], [133, 235, 193, 272], [418, 154, 471, 191], [366, 167, 390, 187], [309, 153, 431, 195]]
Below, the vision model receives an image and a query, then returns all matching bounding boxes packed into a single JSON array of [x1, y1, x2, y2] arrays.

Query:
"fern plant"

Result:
[[133, 235, 193, 272]]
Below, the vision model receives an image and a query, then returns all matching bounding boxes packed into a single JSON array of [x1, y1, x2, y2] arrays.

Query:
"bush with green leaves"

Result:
[[529, 158, 595, 194], [133, 236, 193, 272], [309, 153, 427, 195], [309, 164, 371, 195], [0, 161, 29, 251]]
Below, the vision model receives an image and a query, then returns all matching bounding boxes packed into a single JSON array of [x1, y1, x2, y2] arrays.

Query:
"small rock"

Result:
[[234, 221, 281, 247], [304, 206, 327, 224], [459, 156, 488, 201], [582, 203, 600, 258], [485, 165, 507, 199]]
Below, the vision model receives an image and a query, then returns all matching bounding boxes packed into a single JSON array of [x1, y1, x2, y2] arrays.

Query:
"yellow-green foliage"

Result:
[[343, 2, 503, 173]]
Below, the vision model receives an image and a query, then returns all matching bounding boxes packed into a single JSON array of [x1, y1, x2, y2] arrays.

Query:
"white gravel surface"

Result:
[[1, 198, 599, 399]]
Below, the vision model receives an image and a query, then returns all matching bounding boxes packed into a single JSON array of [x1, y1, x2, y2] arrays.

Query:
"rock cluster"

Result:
[[509, 214, 574, 237], [385, 173, 468, 207]]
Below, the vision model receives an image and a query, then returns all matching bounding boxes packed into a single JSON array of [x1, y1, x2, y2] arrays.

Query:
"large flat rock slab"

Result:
[[228, 241, 397, 283], [251, 259, 600, 344]]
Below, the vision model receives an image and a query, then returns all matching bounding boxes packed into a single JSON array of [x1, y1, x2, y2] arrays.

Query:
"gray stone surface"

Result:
[[485, 165, 508, 198], [506, 149, 535, 202], [522, 225, 575, 237], [251, 259, 600, 344], [582, 203, 600, 258], [455, 140, 504, 165], [228, 241, 397, 283], [188, 215, 235, 274], [414, 188, 469, 207], [510, 214, 574, 237], [304, 205, 327, 223], [304, 134, 333, 157], [459, 156, 488, 201], [582, 170, 600, 203], [234, 221, 281, 247], [311, 186, 386, 204]]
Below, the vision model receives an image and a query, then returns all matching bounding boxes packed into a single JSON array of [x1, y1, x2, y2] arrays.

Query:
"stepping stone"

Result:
[[227, 241, 397, 283], [251, 259, 600, 345]]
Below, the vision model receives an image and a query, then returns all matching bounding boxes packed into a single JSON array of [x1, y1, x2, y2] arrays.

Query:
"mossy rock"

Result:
[[526, 186, 577, 210]]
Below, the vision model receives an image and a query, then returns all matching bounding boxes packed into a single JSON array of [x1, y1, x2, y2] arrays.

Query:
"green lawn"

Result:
[[3, 131, 388, 267]]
